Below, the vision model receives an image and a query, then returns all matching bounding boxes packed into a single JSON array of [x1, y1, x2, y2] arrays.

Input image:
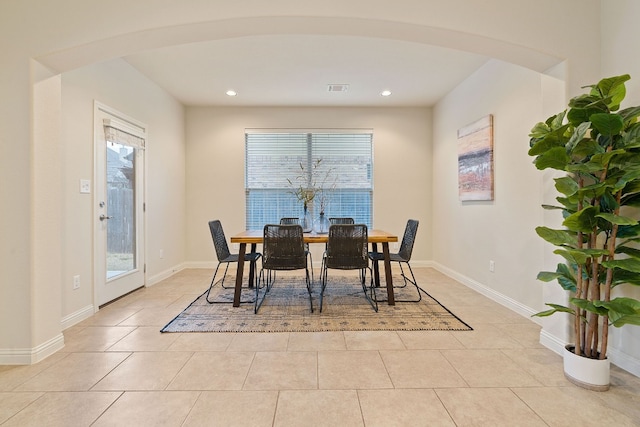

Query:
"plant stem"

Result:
[[575, 176, 585, 355], [601, 190, 622, 359]]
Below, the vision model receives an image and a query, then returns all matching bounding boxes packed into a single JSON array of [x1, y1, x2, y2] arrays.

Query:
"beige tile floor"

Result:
[[1, 267, 639, 426]]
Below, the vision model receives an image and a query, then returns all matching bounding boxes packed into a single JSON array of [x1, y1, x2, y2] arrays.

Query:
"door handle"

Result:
[[99, 215, 113, 221]]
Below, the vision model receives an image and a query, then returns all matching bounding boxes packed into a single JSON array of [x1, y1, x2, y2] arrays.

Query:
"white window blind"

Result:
[[103, 118, 146, 149], [245, 130, 373, 230]]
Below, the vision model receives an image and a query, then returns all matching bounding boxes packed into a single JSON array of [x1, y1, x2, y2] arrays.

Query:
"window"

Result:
[[245, 130, 373, 230]]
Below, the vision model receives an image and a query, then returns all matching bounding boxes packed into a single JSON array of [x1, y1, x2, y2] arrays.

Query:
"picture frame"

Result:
[[457, 114, 494, 201]]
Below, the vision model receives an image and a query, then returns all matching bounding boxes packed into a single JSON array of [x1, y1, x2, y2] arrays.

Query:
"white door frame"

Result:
[[93, 101, 147, 308]]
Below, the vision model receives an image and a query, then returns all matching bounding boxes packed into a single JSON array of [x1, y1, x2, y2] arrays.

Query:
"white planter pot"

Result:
[[563, 345, 610, 391]]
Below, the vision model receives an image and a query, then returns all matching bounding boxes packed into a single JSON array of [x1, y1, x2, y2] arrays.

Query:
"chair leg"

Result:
[[207, 261, 256, 305], [205, 262, 223, 303], [399, 262, 422, 302], [360, 267, 378, 312], [254, 268, 270, 313], [319, 263, 328, 312], [374, 261, 422, 303], [219, 263, 232, 288], [307, 250, 314, 283], [305, 267, 314, 313]]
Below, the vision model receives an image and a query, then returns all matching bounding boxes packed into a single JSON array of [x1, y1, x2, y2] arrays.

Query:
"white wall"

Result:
[[0, 0, 605, 361], [433, 59, 546, 312], [599, 0, 640, 372], [433, 58, 640, 375], [185, 107, 431, 265], [61, 59, 186, 321]]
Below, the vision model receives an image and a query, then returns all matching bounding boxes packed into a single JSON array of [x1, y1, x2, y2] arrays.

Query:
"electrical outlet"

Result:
[[489, 260, 495, 272], [73, 275, 80, 290], [393, 242, 399, 250], [159, 249, 164, 259], [232, 243, 239, 250]]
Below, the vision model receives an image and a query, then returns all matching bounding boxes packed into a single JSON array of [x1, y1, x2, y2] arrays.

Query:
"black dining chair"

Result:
[[280, 217, 314, 281], [329, 217, 355, 224], [205, 220, 262, 304], [320, 224, 377, 312], [368, 219, 421, 302], [255, 224, 313, 313]]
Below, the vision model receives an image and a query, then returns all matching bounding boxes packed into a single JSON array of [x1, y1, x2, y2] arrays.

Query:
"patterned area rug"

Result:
[[161, 274, 472, 333]]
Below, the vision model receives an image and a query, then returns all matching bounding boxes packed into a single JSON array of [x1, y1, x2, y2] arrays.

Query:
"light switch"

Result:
[[80, 179, 91, 194]]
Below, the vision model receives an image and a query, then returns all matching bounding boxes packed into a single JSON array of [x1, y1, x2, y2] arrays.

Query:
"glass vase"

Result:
[[302, 206, 313, 232], [314, 212, 330, 234]]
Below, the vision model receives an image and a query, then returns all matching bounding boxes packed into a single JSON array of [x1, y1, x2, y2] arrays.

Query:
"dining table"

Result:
[[229, 229, 399, 307]]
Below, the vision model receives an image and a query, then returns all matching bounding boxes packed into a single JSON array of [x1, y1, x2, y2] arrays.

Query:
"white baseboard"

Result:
[[430, 261, 640, 378], [61, 305, 95, 330], [183, 261, 216, 269], [0, 333, 65, 365], [431, 261, 541, 323], [609, 347, 640, 378], [539, 328, 567, 356], [147, 262, 188, 286]]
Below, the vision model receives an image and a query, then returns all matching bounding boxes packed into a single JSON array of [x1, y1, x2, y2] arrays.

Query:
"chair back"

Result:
[[262, 224, 306, 270], [325, 224, 368, 270], [398, 219, 419, 261], [329, 217, 355, 225], [279, 217, 301, 225], [209, 220, 231, 262]]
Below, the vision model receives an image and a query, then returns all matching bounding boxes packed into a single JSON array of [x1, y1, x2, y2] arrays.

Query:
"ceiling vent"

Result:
[[327, 84, 349, 92]]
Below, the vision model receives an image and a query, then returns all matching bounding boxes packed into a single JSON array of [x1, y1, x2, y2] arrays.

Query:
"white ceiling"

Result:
[[124, 35, 489, 107]]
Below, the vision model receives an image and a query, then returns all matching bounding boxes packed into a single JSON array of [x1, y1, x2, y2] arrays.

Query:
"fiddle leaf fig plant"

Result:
[[528, 74, 640, 360]]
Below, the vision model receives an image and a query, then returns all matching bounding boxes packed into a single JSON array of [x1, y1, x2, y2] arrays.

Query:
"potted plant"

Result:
[[528, 74, 640, 390], [287, 158, 336, 232]]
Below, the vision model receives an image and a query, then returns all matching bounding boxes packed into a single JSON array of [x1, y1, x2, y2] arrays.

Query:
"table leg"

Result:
[[233, 243, 246, 307], [382, 242, 395, 305], [371, 243, 381, 288], [248, 243, 257, 288]]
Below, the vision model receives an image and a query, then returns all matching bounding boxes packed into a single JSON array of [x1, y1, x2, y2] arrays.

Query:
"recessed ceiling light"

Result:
[[226, 90, 237, 97], [381, 90, 392, 97]]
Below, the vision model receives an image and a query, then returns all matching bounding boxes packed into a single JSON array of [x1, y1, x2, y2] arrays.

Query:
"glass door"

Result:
[[95, 103, 146, 306], [105, 141, 137, 280]]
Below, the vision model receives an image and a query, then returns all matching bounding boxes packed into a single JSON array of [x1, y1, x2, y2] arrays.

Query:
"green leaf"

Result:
[[563, 206, 598, 233], [537, 263, 578, 293], [554, 177, 579, 196], [571, 298, 609, 316], [571, 138, 604, 158], [534, 146, 570, 170], [535, 226, 576, 247], [617, 224, 640, 238], [533, 303, 575, 318], [615, 246, 640, 258], [529, 122, 552, 140], [566, 121, 591, 152], [595, 212, 638, 226], [541, 204, 567, 211], [602, 257, 640, 273], [553, 248, 588, 265], [537, 271, 564, 282], [619, 106, 640, 124], [528, 124, 570, 155], [612, 269, 640, 286], [567, 107, 598, 125], [594, 74, 630, 109], [621, 192, 640, 207], [596, 297, 640, 327], [621, 180, 640, 196], [589, 149, 626, 169]]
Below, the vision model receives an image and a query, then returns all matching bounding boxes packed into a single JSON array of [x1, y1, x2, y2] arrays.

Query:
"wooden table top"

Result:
[[230, 229, 398, 244]]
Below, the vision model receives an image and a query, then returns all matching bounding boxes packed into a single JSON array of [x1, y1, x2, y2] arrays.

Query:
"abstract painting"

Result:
[[457, 115, 494, 201]]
